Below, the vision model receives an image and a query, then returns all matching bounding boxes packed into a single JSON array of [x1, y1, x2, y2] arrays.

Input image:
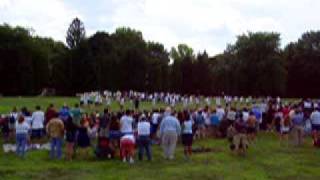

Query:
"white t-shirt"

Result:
[[304, 101, 312, 109], [31, 111, 45, 129], [120, 115, 133, 133], [311, 111, 320, 125], [152, 113, 160, 124], [203, 112, 210, 125], [137, 121, 151, 136], [216, 108, 225, 121], [25, 116, 32, 127], [242, 112, 249, 122]]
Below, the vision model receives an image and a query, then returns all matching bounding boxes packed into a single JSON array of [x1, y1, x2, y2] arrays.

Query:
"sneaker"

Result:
[[129, 158, 134, 164]]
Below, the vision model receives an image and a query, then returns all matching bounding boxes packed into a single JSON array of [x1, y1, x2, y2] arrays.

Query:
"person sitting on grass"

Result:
[[181, 110, 193, 160], [15, 115, 30, 158], [76, 119, 91, 159], [120, 134, 136, 164], [46, 114, 64, 160]]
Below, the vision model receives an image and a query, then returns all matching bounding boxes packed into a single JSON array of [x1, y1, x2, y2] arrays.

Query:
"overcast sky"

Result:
[[1, 0, 319, 55]]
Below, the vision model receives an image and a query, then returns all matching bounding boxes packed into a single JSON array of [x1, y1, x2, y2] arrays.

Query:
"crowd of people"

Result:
[[0, 94, 320, 163]]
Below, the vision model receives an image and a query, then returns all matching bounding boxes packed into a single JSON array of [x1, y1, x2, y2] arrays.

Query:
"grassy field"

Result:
[[0, 97, 319, 180]]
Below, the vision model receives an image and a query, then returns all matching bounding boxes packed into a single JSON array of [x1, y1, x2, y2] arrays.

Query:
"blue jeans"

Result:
[[16, 134, 27, 157], [138, 135, 151, 161], [50, 137, 63, 159]]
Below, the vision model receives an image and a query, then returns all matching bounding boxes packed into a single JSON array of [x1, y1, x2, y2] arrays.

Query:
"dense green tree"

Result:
[[285, 31, 320, 97]]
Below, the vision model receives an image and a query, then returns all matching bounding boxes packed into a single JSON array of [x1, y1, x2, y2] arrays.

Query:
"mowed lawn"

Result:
[[0, 97, 319, 180]]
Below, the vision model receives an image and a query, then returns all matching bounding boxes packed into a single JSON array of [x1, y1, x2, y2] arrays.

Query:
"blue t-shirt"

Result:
[[210, 114, 220, 126], [252, 107, 262, 120], [292, 113, 304, 126]]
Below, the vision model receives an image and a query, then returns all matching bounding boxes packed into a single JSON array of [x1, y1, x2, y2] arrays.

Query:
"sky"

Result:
[[0, 0, 319, 56]]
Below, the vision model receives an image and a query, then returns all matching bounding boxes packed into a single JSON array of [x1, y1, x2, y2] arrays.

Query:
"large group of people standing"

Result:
[[1, 92, 320, 163]]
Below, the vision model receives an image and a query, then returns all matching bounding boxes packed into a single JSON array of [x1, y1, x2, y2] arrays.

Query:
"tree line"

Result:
[[1, 18, 320, 97]]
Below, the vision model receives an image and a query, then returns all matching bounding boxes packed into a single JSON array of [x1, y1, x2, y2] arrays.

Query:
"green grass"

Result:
[[0, 97, 319, 180], [0, 133, 320, 180]]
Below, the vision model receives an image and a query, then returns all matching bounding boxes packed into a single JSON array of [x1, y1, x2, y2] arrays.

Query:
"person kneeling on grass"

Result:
[[46, 115, 64, 159], [120, 134, 135, 164], [15, 115, 30, 158]]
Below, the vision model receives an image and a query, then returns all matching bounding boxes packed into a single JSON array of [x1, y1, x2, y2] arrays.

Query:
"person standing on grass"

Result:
[[137, 114, 152, 161], [9, 107, 19, 139], [109, 114, 121, 152], [65, 116, 77, 161], [247, 112, 257, 143], [280, 116, 291, 147], [291, 107, 305, 146], [151, 109, 160, 143], [45, 104, 57, 126], [15, 115, 30, 158], [233, 117, 249, 155], [160, 107, 181, 160], [59, 104, 70, 123], [210, 109, 220, 137], [181, 111, 193, 160], [194, 109, 205, 139], [70, 103, 82, 127], [310, 107, 320, 146], [120, 110, 134, 136], [31, 106, 45, 145], [120, 134, 136, 163], [46, 115, 64, 159], [99, 108, 110, 138], [76, 119, 91, 158]]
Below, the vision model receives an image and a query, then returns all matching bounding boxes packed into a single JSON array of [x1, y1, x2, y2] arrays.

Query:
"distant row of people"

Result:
[[1, 97, 320, 162]]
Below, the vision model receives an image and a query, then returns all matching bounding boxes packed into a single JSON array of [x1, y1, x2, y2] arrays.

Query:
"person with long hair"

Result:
[[15, 115, 30, 158], [181, 110, 193, 160], [65, 116, 77, 160]]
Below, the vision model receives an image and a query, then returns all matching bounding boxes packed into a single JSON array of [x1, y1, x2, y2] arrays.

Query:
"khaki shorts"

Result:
[[233, 133, 248, 150]]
